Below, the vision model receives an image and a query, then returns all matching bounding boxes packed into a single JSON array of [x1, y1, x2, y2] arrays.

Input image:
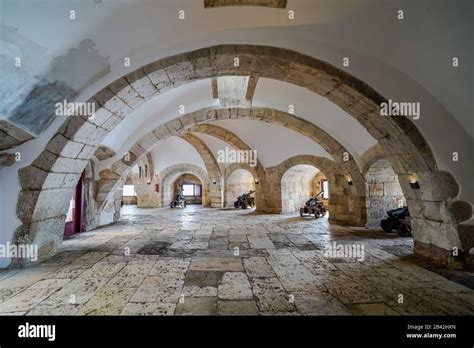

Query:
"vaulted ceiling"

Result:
[[1, 0, 472, 203]]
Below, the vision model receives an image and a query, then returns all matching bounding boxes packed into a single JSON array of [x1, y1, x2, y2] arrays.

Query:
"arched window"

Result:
[[145, 165, 148, 178], [139, 166, 142, 178]]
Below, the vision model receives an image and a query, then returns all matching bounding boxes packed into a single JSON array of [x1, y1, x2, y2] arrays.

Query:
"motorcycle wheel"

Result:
[[234, 202, 239, 208], [300, 208, 304, 217]]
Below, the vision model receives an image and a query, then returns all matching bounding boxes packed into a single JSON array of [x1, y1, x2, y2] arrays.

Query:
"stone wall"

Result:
[[12, 44, 469, 266], [365, 159, 406, 228], [312, 171, 328, 207], [225, 169, 255, 207], [135, 181, 160, 208]]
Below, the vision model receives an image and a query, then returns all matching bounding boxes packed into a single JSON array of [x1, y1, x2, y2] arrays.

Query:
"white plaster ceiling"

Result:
[[101, 79, 218, 153], [253, 78, 376, 158], [100, 76, 370, 170], [150, 136, 206, 175], [209, 119, 333, 168], [193, 133, 233, 173], [2, 0, 473, 202], [2, 0, 471, 135]]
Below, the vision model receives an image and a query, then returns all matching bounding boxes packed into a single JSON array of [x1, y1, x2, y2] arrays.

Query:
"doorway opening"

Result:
[[64, 172, 85, 239]]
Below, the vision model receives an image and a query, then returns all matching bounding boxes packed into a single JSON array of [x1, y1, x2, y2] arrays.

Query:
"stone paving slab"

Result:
[[189, 257, 243, 272], [175, 296, 218, 315], [1, 205, 472, 316], [218, 272, 253, 300], [243, 257, 275, 278], [218, 300, 259, 315]]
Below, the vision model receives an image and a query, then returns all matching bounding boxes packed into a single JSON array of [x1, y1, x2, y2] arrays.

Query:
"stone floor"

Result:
[[0, 205, 472, 316]]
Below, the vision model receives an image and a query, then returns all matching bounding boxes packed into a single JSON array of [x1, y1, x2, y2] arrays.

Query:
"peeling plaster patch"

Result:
[[1, 34, 110, 144], [47, 39, 110, 92]]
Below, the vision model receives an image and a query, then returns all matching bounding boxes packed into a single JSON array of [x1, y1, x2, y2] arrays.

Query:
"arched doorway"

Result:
[[365, 159, 406, 229], [63, 172, 85, 239], [225, 169, 256, 208], [280, 164, 327, 214], [122, 175, 138, 206], [173, 173, 203, 205], [159, 164, 210, 207]]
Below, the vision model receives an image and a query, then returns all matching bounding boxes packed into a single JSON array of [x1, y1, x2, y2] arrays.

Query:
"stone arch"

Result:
[[15, 44, 466, 265], [224, 162, 259, 182], [280, 164, 326, 214], [130, 108, 367, 213], [124, 108, 365, 214], [361, 143, 386, 175], [159, 164, 210, 207], [95, 121, 267, 222], [178, 133, 223, 208], [266, 155, 359, 224], [224, 163, 259, 208], [185, 123, 267, 209]]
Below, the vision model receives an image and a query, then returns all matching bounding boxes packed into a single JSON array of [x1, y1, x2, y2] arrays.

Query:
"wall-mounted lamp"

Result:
[[255, 178, 259, 185], [212, 179, 217, 185], [409, 173, 420, 189], [344, 174, 353, 186], [146, 180, 151, 185]]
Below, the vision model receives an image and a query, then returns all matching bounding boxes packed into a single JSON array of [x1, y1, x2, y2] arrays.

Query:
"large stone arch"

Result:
[[119, 107, 366, 214], [139, 107, 364, 187], [96, 132, 224, 216], [122, 107, 369, 215], [266, 155, 359, 224], [178, 133, 223, 208], [158, 164, 210, 207], [224, 163, 259, 208], [185, 123, 267, 210], [361, 143, 386, 175], [96, 122, 267, 220], [14, 44, 468, 265]]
